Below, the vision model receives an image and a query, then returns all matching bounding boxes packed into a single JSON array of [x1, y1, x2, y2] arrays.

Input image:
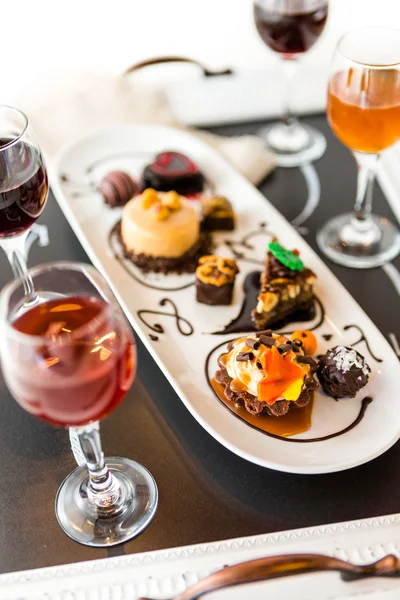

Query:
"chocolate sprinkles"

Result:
[[278, 344, 292, 353], [259, 335, 276, 347], [256, 329, 272, 338], [245, 338, 260, 350], [297, 355, 318, 368], [236, 352, 254, 362]]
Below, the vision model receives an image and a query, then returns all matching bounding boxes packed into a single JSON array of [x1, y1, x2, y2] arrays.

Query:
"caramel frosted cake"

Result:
[[252, 241, 316, 330], [216, 331, 318, 417], [120, 188, 210, 273]]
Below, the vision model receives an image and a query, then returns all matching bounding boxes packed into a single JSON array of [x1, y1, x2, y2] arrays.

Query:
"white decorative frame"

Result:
[[1, 514, 399, 600]]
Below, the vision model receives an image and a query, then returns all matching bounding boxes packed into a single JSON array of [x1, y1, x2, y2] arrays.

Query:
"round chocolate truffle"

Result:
[[98, 171, 138, 208], [317, 346, 370, 399]]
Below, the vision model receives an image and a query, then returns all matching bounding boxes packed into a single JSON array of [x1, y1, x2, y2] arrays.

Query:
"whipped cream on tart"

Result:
[[120, 188, 211, 273], [215, 332, 318, 417], [252, 242, 316, 330]]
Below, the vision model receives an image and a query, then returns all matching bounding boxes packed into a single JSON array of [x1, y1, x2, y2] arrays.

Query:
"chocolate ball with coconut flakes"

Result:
[[317, 346, 370, 399]]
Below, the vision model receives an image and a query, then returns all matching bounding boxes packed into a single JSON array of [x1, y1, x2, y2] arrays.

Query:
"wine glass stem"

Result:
[[0, 232, 37, 303], [75, 422, 122, 511], [353, 152, 379, 221], [281, 59, 297, 126]]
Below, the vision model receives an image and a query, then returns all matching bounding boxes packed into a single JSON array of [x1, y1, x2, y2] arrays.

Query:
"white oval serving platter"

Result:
[[51, 124, 400, 474]]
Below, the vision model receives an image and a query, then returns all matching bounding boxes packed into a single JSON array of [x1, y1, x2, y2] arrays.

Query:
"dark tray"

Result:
[[0, 114, 399, 574]]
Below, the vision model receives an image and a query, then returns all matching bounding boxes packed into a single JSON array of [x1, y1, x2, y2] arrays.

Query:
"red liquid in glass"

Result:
[[0, 139, 48, 238], [10, 296, 135, 427], [254, 3, 328, 56]]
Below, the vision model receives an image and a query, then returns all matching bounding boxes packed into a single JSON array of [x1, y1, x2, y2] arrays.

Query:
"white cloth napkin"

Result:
[[25, 72, 276, 185]]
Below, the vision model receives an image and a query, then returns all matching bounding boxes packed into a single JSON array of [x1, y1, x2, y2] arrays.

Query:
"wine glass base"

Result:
[[56, 457, 158, 547], [317, 213, 400, 268], [257, 122, 327, 167]]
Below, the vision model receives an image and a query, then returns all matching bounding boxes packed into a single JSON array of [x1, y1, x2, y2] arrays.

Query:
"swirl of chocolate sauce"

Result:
[[137, 298, 194, 337]]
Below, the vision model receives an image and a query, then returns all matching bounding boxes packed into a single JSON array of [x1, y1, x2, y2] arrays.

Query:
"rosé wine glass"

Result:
[[0, 261, 158, 547]]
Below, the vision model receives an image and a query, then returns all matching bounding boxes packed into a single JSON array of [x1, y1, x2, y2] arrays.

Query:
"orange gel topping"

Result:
[[258, 346, 304, 405]]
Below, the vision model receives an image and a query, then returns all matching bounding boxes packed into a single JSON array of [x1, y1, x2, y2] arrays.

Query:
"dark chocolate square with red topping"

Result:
[[142, 151, 205, 195]]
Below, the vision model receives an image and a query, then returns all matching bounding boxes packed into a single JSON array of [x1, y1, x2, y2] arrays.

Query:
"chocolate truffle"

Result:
[[98, 171, 138, 207], [142, 151, 205, 196], [196, 255, 239, 305], [201, 196, 235, 231], [317, 346, 370, 399]]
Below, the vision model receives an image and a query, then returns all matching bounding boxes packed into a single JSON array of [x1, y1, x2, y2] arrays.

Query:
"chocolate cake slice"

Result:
[[252, 242, 316, 330]]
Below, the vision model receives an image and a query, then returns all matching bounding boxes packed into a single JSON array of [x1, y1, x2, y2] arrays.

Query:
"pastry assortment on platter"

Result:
[[93, 149, 372, 438]]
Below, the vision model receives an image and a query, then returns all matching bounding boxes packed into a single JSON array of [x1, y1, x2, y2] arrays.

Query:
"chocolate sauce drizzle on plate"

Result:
[[344, 324, 384, 363], [223, 222, 274, 265], [138, 298, 194, 337]]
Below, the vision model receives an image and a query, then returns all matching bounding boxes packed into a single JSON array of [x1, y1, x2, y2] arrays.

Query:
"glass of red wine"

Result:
[[0, 106, 48, 299], [253, 0, 329, 166], [0, 262, 158, 547]]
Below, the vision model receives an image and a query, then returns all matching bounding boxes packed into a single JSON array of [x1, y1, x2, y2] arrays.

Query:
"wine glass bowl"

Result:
[[0, 105, 49, 301], [7, 295, 135, 428], [0, 262, 158, 547], [318, 27, 400, 268], [0, 107, 48, 239], [254, 0, 328, 56], [253, 0, 328, 166]]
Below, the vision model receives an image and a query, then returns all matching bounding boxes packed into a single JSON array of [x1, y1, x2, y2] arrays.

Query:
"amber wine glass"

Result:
[[318, 27, 400, 268]]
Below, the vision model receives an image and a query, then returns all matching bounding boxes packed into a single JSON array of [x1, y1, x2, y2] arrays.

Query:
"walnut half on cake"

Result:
[[252, 242, 316, 330]]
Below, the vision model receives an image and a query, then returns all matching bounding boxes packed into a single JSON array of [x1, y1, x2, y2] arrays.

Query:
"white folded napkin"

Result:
[[24, 71, 276, 185]]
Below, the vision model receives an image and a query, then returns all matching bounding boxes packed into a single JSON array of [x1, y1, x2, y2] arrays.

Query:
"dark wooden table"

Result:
[[0, 114, 399, 574]]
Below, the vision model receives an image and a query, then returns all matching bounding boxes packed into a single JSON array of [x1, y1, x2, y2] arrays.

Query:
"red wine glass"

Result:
[[0, 106, 48, 300], [253, 0, 329, 166], [0, 262, 158, 547]]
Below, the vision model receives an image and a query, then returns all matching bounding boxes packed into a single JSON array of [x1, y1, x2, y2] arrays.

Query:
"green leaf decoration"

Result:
[[268, 242, 304, 271]]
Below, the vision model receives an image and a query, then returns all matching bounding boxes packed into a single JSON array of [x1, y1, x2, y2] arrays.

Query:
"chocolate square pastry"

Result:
[[201, 196, 235, 231], [196, 255, 239, 305], [252, 242, 316, 330], [142, 151, 205, 195]]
